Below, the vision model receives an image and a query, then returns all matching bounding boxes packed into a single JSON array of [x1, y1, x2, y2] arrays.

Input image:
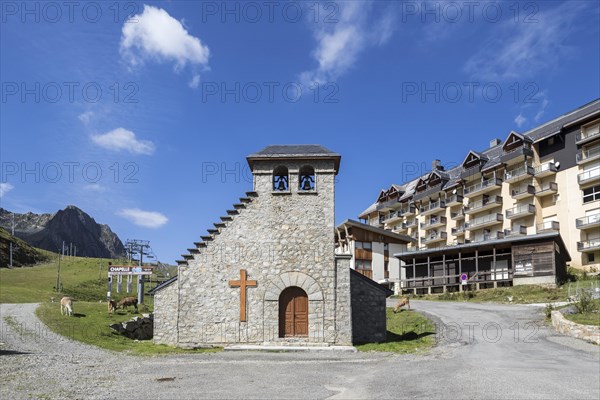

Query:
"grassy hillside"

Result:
[[0, 256, 168, 304], [0, 227, 51, 267]]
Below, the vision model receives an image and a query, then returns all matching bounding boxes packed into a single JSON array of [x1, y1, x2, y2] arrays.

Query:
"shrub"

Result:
[[575, 290, 593, 314], [544, 303, 554, 319]]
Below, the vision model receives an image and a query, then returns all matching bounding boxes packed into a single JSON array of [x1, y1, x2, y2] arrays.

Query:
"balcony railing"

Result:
[[376, 198, 399, 211], [403, 219, 418, 229], [500, 142, 533, 163], [534, 162, 558, 177], [465, 213, 503, 230], [464, 195, 503, 215], [576, 128, 600, 144], [577, 240, 600, 252], [464, 178, 502, 197], [504, 165, 535, 182], [578, 167, 600, 185], [451, 210, 465, 220], [506, 204, 536, 219], [537, 221, 560, 232], [576, 214, 600, 229], [445, 194, 464, 206], [383, 210, 402, 223], [576, 146, 600, 164], [511, 185, 535, 199], [505, 225, 527, 236], [400, 204, 417, 216], [421, 231, 447, 244], [420, 216, 447, 229], [451, 225, 466, 235], [535, 182, 558, 197], [419, 200, 446, 215], [471, 231, 505, 242]]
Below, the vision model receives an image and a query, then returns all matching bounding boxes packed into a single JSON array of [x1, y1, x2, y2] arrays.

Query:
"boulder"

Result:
[[110, 313, 154, 340]]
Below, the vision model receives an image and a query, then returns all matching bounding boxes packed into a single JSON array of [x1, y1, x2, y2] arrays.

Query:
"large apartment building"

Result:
[[359, 99, 600, 293]]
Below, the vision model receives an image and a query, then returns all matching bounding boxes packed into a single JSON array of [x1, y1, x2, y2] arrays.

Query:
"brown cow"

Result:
[[393, 296, 410, 313], [60, 296, 74, 316], [108, 300, 117, 314], [117, 296, 138, 312]]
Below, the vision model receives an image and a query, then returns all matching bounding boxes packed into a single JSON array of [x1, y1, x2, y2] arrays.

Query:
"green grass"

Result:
[[35, 301, 221, 355], [564, 299, 600, 326], [0, 227, 51, 267], [356, 308, 436, 353], [408, 280, 600, 304], [0, 256, 115, 303]]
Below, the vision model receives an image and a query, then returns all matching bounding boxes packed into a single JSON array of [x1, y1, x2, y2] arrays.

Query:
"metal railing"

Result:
[[464, 178, 502, 195], [576, 214, 600, 228], [506, 204, 535, 218], [576, 146, 600, 163], [537, 221, 560, 232], [578, 166, 600, 183]]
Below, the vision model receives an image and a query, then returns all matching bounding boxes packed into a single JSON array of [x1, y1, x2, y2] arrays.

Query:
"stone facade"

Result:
[[153, 146, 387, 347], [350, 268, 390, 343]]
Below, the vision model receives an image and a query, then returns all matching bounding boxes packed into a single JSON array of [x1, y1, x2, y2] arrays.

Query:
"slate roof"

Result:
[[362, 99, 600, 213], [349, 268, 394, 297], [336, 219, 417, 243], [148, 275, 178, 294], [247, 145, 341, 172]]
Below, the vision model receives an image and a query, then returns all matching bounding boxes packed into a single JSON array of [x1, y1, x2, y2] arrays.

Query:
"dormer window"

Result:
[[299, 165, 315, 191], [273, 166, 289, 191]]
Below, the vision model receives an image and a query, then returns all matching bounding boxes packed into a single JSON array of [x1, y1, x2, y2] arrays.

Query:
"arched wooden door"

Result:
[[279, 287, 308, 338]]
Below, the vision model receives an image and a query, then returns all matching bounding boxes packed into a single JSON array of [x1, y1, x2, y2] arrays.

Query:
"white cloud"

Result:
[[120, 5, 210, 77], [118, 208, 168, 228], [0, 183, 14, 198], [83, 184, 106, 193], [188, 74, 200, 89], [464, 2, 587, 81], [300, 1, 395, 84], [78, 111, 94, 125], [514, 114, 527, 128], [91, 128, 155, 155]]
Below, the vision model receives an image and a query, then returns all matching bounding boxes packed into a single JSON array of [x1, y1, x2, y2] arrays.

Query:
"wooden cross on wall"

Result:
[[229, 269, 257, 322]]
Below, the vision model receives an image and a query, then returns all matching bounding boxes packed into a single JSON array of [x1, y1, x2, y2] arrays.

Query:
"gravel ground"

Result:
[[1, 302, 598, 399]]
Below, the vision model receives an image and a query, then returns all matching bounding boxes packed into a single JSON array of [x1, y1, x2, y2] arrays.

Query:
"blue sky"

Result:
[[1, 0, 599, 263]]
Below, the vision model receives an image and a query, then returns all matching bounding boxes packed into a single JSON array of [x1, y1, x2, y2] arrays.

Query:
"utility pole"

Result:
[[9, 212, 14, 267], [56, 250, 61, 292], [124, 239, 151, 304]]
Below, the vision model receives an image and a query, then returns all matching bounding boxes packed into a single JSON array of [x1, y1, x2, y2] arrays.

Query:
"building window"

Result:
[[355, 241, 372, 250], [588, 253, 595, 263], [298, 165, 315, 191], [583, 185, 600, 204], [273, 166, 289, 191], [355, 259, 372, 270]]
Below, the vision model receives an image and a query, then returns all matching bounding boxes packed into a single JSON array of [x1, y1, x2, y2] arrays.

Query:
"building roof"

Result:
[[336, 219, 417, 243], [350, 268, 394, 297], [361, 99, 600, 211], [247, 145, 341, 172], [148, 275, 178, 295], [393, 231, 571, 261]]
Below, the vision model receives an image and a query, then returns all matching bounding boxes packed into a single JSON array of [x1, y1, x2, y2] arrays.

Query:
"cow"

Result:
[[393, 296, 410, 313], [60, 296, 74, 316], [117, 296, 138, 312], [108, 300, 117, 314]]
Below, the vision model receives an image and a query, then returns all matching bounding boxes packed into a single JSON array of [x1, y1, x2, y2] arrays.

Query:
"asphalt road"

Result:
[[1, 301, 598, 399]]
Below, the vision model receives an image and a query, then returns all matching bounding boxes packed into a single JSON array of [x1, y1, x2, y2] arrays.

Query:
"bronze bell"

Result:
[[302, 177, 312, 191], [277, 179, 286, 191]]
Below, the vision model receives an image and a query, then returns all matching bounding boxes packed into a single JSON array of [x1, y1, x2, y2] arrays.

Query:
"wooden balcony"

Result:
[[356, 269, 373, 279], [511, 185, 535, 200], [464, 195, 503, 215], [464, 178, 502, 197], [506, 204, 535, 219]]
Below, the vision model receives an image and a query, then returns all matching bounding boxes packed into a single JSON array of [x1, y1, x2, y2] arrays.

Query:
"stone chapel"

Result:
[[152, 145, 390, 347]]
